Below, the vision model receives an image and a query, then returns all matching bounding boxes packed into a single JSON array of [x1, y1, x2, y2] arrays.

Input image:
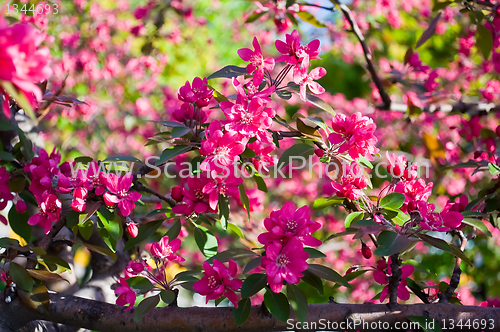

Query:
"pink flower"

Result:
[[220, 97, 275, 143], [331, 162, 369, 201], [238, 37, 275, 85], [258, 201, 321, 247], [275, 29, 321, 76], [0, 167, 14, 210], [0, 21, 52, 117], [172, 175, 217, 215], [202, 174, 243, 211], [193, 259, 243, 308], [199, 121, 246, 174], [386, 152, 417, 180], [173, 102, 207, 126], [124, 261, 145, 278], [394, 179, 433, 213], [261, 238, 309, 293], [248, 141, 275, 173], [416, 201, 463, 232], [149, 236, 184, 262], [102, 173, 141, 217], [328, 112, 379, 160], [293, 67, 326, 102], [232, 77, 275, 103], [373, 258, 414, 302], [178, 77, 213, 108], [71, 187, 88, 212], [24, 148, 66, 200], [407, 52, 429, 73], [28, 193, 62, 234], [482, 80, 500, 102], [114, 277, 136, 310]]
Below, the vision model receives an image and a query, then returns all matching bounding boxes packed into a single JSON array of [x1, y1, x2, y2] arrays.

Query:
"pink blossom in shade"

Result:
[[102, 173, 141, 217], [258, 201, 322, 247], [199, 121, 246, 174], [248, 141, 276, 173], [238, 37, 275, 85], [177, 77, 213, 108], [0, 21, 52, 117], [293, 67, 326, 102], [149, 236, 185, 262], [0, 167, 14, 210], [328, 112, 379, 161], [173, 102, 207, 126], [202, 174, 243, 211], [28, 193, 62, 234], [261, 238, 309, 293], [231, 77, 275, 103], [220, 97, 275, 142], [124, 261, 145, 278], [193, 259, 243, 308], [416, 201, 463, 232], [373, 258, 414, 303], [171, 175, 217, 215], [442, 195, 469, 214], [275, 29, 321, 76], [394, 179, 433, 213], [331, 162, 369, 201], [482, 80, 500, 102], [114, 277, 136, 311], [24, 148, 63, 199]]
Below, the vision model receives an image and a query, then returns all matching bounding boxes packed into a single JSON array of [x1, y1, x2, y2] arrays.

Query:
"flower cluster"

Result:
[[259, 202, 321, 293], [415, 201, 463, 232], [331, 162, 369, 201], [373, 258, 414, 303], [193, 259, 243, 308], [173, 77, 213, 127], [0, 18, 52, 117]]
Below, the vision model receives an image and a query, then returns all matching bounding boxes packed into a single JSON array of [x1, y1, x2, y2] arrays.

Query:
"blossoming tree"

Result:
[[1, 0, 500, 331]]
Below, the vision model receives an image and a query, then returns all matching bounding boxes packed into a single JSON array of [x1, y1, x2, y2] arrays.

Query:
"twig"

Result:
[[273, 130, 304, 140], [387, 253, 402, 308], [331, 0, 392, 109], [379, 101, 500, 114], [133, 181, 176, 208], [439, 231, 467, 303]]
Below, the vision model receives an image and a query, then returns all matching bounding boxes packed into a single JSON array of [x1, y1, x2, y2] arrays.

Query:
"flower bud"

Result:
[[361, 243, 372, 259], [171, 186, 183, 202], [314, 149, 324, 157], [15, 199, 27, 214], [407, 200, 418, 212], [126, 223, 139, 238], [496, 125, 500, 138]]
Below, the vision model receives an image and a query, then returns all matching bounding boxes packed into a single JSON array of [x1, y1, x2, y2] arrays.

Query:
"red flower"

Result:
[[114, 277, 136, 311], [238, 37, 275, 85], [103, 173, 141, 217], [202, 174, 242, 211], [275, 29, 321, 76], [28, 193, 62, 234], [149, 236, 184, 262], [416, 201, 463, 232], [328, 112, 379, 160], [193, 259, 243, 308]]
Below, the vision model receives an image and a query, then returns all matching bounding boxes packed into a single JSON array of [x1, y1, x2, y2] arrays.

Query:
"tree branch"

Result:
[[439, 231, 467, 304], [3, 291, 500, 332], [379, 101, 500, 114], [332, 0, 392, 109], [388, 253, 402, 308], [133, 181, 176, 207]]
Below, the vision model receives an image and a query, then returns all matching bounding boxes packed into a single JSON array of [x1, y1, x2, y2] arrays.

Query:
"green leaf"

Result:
[[8, 206, 31, 243], [194, 227, 218, 258], [243, 257, 262, 274], [78, 219, 93, 241], [301, 270, 323, 295], [477, 23, 493, 60], [241, 273, 267, 298], [160, 290, 176, 305], [304, 248, 326, 259], [102, 155, 143, 163], [165, 219, 182, 239], [418, 234, 473, 266], [145, 208, 172, 218], [218, 194, 230, 230], [307, 264, 351, 288], [296, 11, 326, 28], [38, 255, 71, 274], [233, 298, 252, 326], [78, 242, 117, 261], [209, 248, 258, 263], [379, 193, 405, 210], [9, 262, 34, 292], [289, 89, 335, 115], [155, 145, 191, 166], [253, 174, 268, 192], [312, 197, 344, 210], [74, 156, 93, 163], [123, 219, 164, 251], [432, 1, 452, 11], [240, 147, 256, 158], [1, 81, 36, 121], [134, 295, 160, 322], [408, 316, 442, 332], [0, 121, 16, 131], [276, 89, 292, 100], [16, 128, 34, 160], [0, 151, 16, 161], [287, 284, 308, 324], [264, 290, 290, 322], [207, 65, 248, 80], [227, 222, 244, 238], [323, 228, 357, 243], [151, 120, 187, 128], [374, 231, 412, 257], [344, 211, 364, 228], [461, 218, 491, 236], [245, 11, 266, 23], [358, 156, 373, 169], [97, 208, 122, 241], [238, 184, 251, 220], [126, 276, 154, 293], [278, 144, 315, 169], [171, 127, 191, 138], [488, 162, 500, 176], [66, 210, 79, 229], [17, 284, 50, 315]]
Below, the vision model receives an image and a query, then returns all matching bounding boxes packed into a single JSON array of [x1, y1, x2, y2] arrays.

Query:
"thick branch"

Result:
[[388, 253, 402, 307], [3, 292, 500, 332], [439, 231, 467, 304], [332, 0, 392, 109]]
